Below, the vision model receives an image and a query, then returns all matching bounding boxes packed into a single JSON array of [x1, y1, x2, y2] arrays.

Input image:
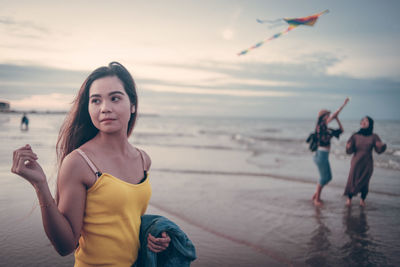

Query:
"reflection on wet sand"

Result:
[[304, 206, 392, 267], [341, 207, 390, 267], [305, 207, 332, 266]]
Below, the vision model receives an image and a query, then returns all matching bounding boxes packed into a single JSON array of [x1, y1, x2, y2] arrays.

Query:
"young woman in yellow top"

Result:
[[11, 62, 170, 266]]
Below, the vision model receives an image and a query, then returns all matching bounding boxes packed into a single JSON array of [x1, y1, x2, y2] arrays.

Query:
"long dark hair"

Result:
[[315, 112, 329, 132], [56, 62, 138, 167]]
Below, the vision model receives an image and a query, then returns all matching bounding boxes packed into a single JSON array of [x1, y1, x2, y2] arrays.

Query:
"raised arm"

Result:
[[336, 117, 344, 133], [11, 145, 87, 256], [327, 97, 350, 124]]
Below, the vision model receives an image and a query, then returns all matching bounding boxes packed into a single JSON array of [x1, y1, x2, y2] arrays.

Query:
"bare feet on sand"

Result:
[[313, 199, 323, 206], [312, 192, 317, 201], [360, 199, 366, 207], [346, 198, 352, 206], [312, 193, 323, 202], [312, 193, 323, 206]]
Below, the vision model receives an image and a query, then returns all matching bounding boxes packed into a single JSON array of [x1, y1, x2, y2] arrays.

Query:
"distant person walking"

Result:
[[312, 97, 349, 206], [20, 112, 29, 131], [344, 116, 386, 206]]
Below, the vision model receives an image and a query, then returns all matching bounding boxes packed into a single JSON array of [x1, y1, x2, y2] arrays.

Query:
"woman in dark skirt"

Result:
[[344, 116, 386, 206]]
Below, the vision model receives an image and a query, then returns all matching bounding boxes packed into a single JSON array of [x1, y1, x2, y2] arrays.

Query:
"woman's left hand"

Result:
[[147, 232, 171, 253]]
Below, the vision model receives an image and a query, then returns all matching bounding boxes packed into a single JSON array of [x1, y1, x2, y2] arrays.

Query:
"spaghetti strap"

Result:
[[137, 148, 147, 171], [76, 149, 102, 177]]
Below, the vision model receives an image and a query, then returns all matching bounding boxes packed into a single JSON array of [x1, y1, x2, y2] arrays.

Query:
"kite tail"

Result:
[[237, 25, 297, 56]]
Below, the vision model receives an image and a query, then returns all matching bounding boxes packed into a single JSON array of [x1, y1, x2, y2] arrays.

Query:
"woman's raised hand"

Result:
[[330, 97, 350, 121], [11, 144, 46, 186]]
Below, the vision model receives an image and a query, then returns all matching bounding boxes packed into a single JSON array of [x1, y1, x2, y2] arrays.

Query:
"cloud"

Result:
[[151, 57, 400, 99], [136, 64, 301, 92], [10, 93, 74, 111], [327, 55, 400, 81], [221, 6, 241, 41], [143, 84, 296, 97], [1, 57, 399, 119], [0, 64, 88, 97], [0, 16, 50, 35], [200, 77, 300, 88], [152, 58, 332, 91]]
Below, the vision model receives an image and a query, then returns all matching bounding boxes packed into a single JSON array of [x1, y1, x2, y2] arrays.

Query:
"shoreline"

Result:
[[1, 114, 399, 266]]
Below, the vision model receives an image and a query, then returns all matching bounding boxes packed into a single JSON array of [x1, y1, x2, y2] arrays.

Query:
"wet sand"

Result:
[[3, 165, 399, 266], [1, 114, 399, 266], [146, 160, 400, 267]]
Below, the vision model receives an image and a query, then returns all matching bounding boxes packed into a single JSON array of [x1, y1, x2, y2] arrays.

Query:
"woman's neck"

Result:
[[92, 132, 132, 155]]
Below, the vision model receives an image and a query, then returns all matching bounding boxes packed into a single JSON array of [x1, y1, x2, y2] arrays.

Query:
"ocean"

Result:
[[1, 113, 399, 266]]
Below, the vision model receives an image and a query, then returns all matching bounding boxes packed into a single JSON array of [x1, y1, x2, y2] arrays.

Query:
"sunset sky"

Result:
[[1, 0, 399, 119]]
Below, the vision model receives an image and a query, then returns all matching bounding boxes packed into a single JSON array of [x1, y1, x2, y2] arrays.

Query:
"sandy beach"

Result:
[[2, 1, 400, 266], [1, 113, 399, 266]]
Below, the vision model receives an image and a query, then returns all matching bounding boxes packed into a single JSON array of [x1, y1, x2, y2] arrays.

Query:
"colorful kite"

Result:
[[238, 9, 329, 56]]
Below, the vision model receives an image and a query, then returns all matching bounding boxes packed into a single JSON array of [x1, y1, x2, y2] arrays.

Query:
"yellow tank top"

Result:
[[74, 149, 152, 267]]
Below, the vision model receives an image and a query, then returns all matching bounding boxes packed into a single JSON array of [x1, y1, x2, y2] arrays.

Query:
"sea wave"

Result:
[[134, 141, 240, 151], [260, 128, 281, 133], [249, 136, 301, 143], [153, 168, 400, 197], [393, 150, 400, 157], [199, 129, 230, 135], [134, 132, 195, 138]]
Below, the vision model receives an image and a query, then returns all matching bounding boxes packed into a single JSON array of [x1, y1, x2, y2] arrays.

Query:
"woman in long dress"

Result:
[[344, 116, 387, 206]]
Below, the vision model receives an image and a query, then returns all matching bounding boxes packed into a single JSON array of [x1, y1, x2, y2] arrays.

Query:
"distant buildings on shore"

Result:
[[0, 99, 158, 116], [0, 100, 158, 116], [0, 100, 10, 112], [0, 99, 68, 114]]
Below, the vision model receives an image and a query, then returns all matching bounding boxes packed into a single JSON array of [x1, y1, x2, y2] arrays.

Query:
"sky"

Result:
[[0, 0, 399, 119]]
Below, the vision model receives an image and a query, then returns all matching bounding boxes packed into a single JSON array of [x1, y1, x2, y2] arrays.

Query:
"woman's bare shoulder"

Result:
[[58, 150, 93, 185], [135, 147, 152, 170], [62, 150, 86, 169]]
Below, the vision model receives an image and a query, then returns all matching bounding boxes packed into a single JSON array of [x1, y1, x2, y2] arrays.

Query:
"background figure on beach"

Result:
[[11, 62, 170, 266], [344, 116, 387, 207], [312, 97, 349, 206], [20, 112, 29, 131]]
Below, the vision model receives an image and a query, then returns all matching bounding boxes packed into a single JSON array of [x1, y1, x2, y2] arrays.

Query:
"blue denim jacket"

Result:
[[133, 215, 196, 267]]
